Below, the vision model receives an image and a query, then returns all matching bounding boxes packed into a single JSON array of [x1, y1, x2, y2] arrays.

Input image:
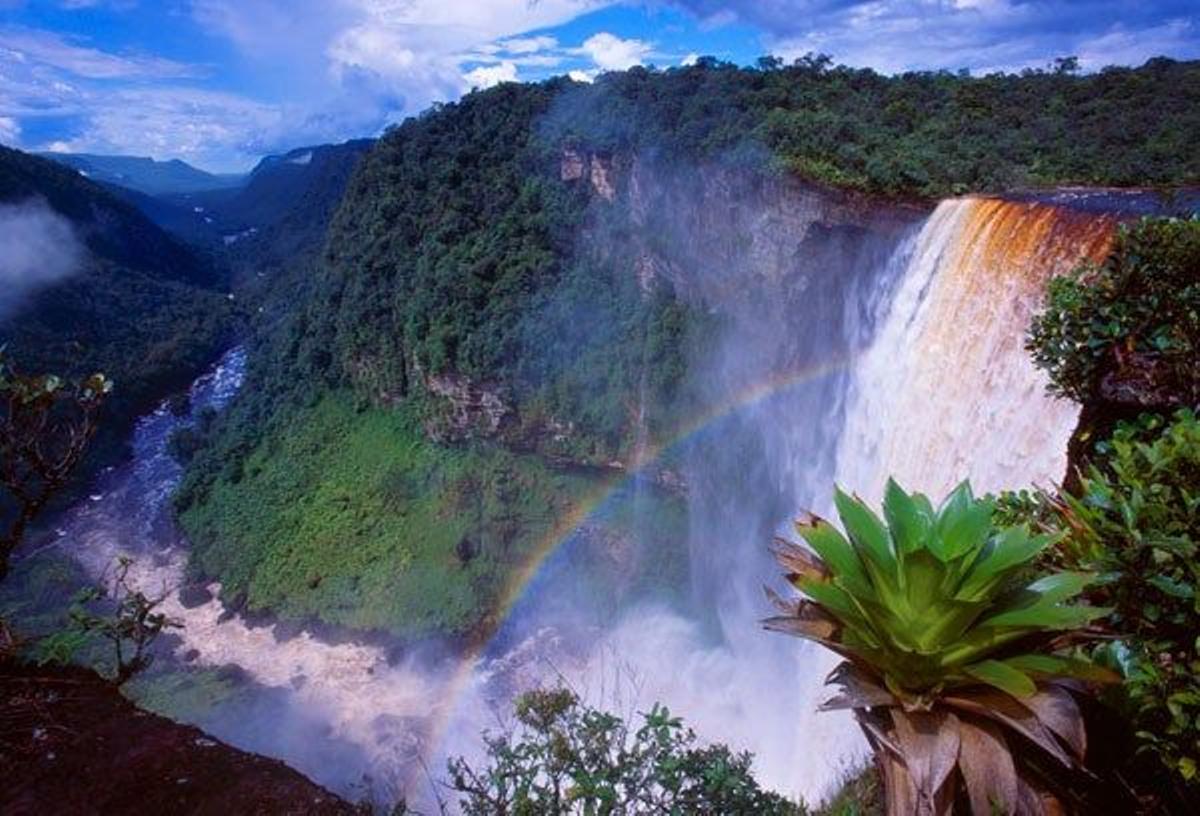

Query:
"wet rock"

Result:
[[216, 590, 247, 624], [272, 619, 307, 643], [178, 584, 213, 609], [423, 371, 511, 441], [214, 664, 250, 686]]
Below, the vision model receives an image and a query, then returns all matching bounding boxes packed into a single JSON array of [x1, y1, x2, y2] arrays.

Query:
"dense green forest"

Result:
[[542, 54, 1200, 195], [174, 56, 1200, 639], [0, 147, 233, 487]]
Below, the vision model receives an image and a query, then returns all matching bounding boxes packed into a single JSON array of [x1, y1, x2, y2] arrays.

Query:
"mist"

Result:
[[0, 198, 85, 321]]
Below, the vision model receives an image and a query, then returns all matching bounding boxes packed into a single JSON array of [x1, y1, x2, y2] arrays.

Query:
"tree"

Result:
[[0, 352, 111, 581], [69, 556, 181, 685]]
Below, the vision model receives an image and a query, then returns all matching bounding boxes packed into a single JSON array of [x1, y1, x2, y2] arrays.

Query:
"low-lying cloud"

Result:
[[0, 198, 86, 321]]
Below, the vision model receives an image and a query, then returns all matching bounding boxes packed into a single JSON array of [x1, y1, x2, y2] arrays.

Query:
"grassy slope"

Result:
[[179, 393, 686, 637]]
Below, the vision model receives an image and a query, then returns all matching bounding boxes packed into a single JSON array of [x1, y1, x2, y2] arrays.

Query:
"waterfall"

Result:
[[783, 196, 1118, 799], [837, 197, 1116, 502]]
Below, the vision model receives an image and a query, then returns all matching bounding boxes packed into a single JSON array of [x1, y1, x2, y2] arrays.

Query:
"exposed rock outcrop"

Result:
[[423, 371, 511, 442], [0, 659, 358, 815], [560, 148, 618, 201]]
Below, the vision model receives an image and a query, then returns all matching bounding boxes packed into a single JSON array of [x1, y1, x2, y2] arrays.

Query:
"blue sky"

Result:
[[1, 1, 1197, 171]]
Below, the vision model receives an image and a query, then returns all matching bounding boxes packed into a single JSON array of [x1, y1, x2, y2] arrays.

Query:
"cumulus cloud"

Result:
[[0, 199, 86, 321], [464, 60, 519, 88], [177, 0, 610, 162], [579, 31, 653, 71]]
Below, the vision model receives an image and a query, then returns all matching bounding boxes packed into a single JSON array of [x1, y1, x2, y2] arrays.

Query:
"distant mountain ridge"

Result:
[[0, 145, 232, 480], [38, 152, 243, 196]]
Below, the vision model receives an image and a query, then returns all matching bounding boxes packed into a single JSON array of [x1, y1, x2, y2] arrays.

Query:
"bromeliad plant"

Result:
[[767, 479, 1114, 815]]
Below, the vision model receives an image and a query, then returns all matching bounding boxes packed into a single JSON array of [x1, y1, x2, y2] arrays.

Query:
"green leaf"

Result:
[[1001, 654, 1119, 684], [1022, 572, 1096, 605], [980, 602, 1110, 630], [882, 478, 931, 555], [1148, 575, 1195, 599], [956, 526, 1054, 601], [935, 481, 993, 561], [964, 659, 1037, 698], [835, 488, 896, 573], [795, 515, 873, 598]]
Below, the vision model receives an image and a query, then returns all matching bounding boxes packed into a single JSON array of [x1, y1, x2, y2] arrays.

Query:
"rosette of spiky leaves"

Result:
[[766, 479, 1117, 815]]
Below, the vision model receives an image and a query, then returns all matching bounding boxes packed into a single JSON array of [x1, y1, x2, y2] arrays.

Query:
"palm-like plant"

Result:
[[767, 479, 1114, 815]]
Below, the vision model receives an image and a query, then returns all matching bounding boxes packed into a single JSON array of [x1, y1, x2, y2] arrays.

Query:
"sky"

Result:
[[0, 1, 1197, 172]]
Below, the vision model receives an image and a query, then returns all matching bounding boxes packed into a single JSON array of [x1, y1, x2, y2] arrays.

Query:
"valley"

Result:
[[2, 47, 1200, 815]]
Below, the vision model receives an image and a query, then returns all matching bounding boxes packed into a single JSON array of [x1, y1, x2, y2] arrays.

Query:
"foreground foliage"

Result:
[[1028, 217, 1200, 406], [446, 688, 802, 815], [0, 355, 110, 580], [1022, 214, 1200, 800], [1068, 412, 1200, 783], [1001, 411, 1200, 789], [769, 481, 1110, 814]]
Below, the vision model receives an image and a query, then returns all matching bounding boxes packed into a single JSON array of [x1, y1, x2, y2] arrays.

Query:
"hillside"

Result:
[[39, 152, 242, 196], [173, 58, 1200, 641], [0, 146, 233, 486]]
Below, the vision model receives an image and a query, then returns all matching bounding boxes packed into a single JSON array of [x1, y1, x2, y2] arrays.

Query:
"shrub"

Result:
[[768, 480, 1113, 812], [1050, 409, 1200, 783], [1027, 217, 1200, 405], [446, 688, 802, 814]]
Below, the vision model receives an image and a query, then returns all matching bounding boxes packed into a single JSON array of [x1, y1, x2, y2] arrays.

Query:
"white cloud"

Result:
[[497, 35, 558, 55], [183, 0, 612, 156], [680, 52, 699, 66], [38, 86, 284, 169], [1075, 18, 1198, 71], [579, 31, 652, 71], [463, 60, 518, 88], [568, 68, 596, 83], [0, 116, 18, 144], [0, 28, 198, 80]]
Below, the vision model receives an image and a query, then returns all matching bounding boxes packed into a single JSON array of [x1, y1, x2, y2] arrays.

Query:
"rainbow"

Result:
[[417, 351, 858, 770], [415, 195, 1126, 782]]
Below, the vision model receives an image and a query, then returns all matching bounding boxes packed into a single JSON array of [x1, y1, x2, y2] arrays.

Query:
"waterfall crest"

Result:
[[836, 197, 1116, 503]]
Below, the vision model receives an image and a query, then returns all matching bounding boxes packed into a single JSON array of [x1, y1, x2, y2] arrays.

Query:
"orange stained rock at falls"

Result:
[[918, 198, 1116, 364], [840, 195, 1120, 501]]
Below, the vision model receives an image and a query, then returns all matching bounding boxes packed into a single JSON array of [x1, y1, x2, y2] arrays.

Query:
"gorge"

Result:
[[37, 182, 1155, 808]]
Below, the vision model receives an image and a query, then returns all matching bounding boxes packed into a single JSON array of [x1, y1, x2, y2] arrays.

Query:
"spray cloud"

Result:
[[0, 198, 85, 321]]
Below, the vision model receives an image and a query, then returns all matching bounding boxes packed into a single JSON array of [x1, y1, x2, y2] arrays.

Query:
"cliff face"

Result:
[[0, 659, 357, 815], [422, 149, 924, 457], [566, 149, 921, 306]]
